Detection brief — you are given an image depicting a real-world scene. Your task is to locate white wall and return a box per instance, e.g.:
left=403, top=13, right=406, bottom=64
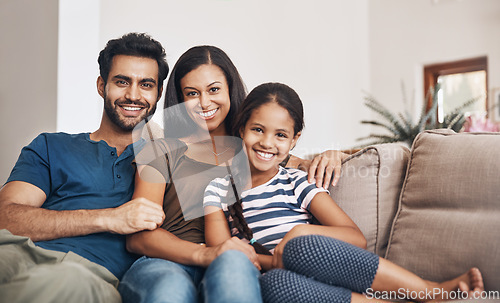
left=369, top=0, right=500, bottom=125
left=3, top=0, right=500, bottom=184
left=57, top=0, right=102, bottom=134
left=0, top=0, right=58, bottom=185
left=96, top=0, right=371, bottom=157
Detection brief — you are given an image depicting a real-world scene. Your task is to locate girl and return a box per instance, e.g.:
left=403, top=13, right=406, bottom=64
left=203, top=82, right=484, bottom=303
left=119, top=46, right=347, bottom=303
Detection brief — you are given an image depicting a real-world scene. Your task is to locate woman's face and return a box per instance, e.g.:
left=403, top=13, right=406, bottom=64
left=180, top=64, right=231, bottom=136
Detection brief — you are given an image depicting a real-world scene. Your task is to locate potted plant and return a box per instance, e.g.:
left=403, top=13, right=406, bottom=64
left=356, top=84, right=480, bottom=148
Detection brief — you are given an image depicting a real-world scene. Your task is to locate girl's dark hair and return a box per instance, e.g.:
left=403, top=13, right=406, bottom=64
left=163, top=45, right=246, bottom=137
left=227, top=175, right=272, bottom=256
left=229, top=82, right=305, bottom=256
left=98, top=32, right=169, bottom=95
left=232, top=82, right=304, bottom=137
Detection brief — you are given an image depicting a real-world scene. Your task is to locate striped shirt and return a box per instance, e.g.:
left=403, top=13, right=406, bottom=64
left=203, top=166, right=328, bottom=252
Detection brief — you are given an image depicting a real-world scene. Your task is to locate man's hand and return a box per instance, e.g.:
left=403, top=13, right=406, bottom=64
left=105, top=197, right=165, bottom=234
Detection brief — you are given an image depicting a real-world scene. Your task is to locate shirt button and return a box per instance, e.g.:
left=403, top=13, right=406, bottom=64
left=111, top=151, right=116, bottom=156
left=116, top=175, right=121, bottom=179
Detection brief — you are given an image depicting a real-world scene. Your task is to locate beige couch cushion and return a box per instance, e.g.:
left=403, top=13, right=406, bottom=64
left=330, top=143, right=409, bottom=256
left=385, top=129, right=500, bottom=291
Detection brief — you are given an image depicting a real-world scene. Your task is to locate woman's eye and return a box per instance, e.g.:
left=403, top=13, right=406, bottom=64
left=209, top=87, right=220, bottom=93
left=186, top=91, right=198, bottom=97
left=277, top=133, right=287, bottom=138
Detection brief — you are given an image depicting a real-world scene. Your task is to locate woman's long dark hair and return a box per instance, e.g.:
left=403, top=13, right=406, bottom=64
left=228, top=82, right=305, bottom=256
left=163, top=45, right=246, bottom=138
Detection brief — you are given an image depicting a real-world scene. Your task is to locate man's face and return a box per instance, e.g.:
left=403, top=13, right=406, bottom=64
left=98, top=55, right=161, bottom=131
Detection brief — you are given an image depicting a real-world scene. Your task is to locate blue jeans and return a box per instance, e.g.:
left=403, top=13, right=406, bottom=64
left=118, top=250, right=262, bottom=303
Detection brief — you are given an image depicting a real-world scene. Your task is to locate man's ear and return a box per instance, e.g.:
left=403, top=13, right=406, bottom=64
left=291, top=131, right=301, bottom=149
left=157, top=85, right=164, bottom=101
left=97, top=76, right=105, bottom=99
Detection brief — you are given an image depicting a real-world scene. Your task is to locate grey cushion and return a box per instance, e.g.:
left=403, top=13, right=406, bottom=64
left=330, top=143, right=409, bottom=256
left=385, top=129, right=500, bottom=291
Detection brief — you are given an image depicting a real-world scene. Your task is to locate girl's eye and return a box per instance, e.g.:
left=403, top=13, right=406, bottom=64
left=209, top=87, right=220, bottom=93
left=251, top=127, right=263, bottom=133
left=277, top=133, right=287, bottom=138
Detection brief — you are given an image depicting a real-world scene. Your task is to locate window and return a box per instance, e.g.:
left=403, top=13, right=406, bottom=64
left=424, top=56, right=488, bottom=122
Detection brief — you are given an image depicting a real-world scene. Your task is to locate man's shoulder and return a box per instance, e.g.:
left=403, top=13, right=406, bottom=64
left=33, top=132, right=89, bottom=143
left=25, top=132, right=89, bottom=151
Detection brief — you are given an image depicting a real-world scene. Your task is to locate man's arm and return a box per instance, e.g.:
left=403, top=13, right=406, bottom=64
left=0, top=181, right=164, bottom=242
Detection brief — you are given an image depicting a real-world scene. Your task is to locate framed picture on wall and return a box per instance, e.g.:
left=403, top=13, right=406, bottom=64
left=492, top=88, right=500, bottom=122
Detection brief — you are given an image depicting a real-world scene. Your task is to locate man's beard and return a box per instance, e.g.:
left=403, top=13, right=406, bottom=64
left=103, top=95, right=157, bottom=131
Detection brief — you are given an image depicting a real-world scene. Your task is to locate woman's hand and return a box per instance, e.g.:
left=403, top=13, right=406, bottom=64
left=289, top=150, right=347, bottom=189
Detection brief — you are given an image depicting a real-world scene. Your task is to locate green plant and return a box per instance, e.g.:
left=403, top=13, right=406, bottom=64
left=356, top=84, right=480, bottom=147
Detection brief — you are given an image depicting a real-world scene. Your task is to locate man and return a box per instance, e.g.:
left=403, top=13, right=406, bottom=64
left=0, top=33, right=169, bottom=302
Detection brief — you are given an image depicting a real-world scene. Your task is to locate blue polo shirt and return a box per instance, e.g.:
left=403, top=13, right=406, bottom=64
left=6, top=132, right=143, bottom=279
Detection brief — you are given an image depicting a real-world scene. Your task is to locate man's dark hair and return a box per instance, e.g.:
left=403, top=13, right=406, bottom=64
left=98, top=33, right=169, bottom=94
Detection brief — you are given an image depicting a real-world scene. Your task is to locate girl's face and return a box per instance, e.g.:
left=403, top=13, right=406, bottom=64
left=180, top=64, right=230, bottom=136
left=240, top=102, right=300, bottom=176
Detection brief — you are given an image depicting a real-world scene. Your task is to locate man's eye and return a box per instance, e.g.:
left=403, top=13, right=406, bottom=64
left=142, top=83, right=153, bottom=88
left=116, top=80, right=128, bottom=86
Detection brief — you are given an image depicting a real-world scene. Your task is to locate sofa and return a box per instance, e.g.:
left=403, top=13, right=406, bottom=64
left=328, top=129, right=499, bottom=295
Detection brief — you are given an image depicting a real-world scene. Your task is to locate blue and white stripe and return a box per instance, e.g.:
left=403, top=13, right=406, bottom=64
left=203, top=166, right=328, bottom=252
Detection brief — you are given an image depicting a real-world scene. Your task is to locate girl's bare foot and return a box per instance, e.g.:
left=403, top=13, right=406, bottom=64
left=433, top=267, right=484, bottom=301
left=457, top=267, right=484, bottom=295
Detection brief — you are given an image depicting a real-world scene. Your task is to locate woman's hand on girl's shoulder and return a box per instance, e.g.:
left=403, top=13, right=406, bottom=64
left=293, top=150, right=347, bottom=189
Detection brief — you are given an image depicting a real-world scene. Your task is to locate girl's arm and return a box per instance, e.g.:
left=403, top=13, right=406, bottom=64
left=128, top=166, right=259, bottom=268
left=204, top=206, right=231, bottom=246
left=287, top=150, right=348, bottom=189
left=272, top=192, right=366, bottom=268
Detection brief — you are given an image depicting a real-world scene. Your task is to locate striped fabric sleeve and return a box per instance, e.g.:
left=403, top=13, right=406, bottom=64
left=203, top=177, right=229, bottom=209
left=291, top=169, right=329, bottom=211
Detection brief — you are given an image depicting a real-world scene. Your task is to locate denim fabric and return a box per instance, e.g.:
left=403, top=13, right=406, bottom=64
left=119, top=250, right=262, bottom=303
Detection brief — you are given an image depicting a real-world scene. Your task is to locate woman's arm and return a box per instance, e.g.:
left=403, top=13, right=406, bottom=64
left=271, top=192, right=366, bottom=269
left=126, top=165, right=206, bottom=265
left=129, top=166, right=260, bottom=268
left=287, top=150, right=349, bottom=189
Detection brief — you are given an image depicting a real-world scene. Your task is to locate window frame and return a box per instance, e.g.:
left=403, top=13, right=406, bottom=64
left=423, top=56, right=488, bottom=115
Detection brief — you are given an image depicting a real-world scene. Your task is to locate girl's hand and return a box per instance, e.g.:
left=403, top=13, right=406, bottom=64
left=304, top=150, right=347, bottom=189
left=271, top=225, right=309, bottom=269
